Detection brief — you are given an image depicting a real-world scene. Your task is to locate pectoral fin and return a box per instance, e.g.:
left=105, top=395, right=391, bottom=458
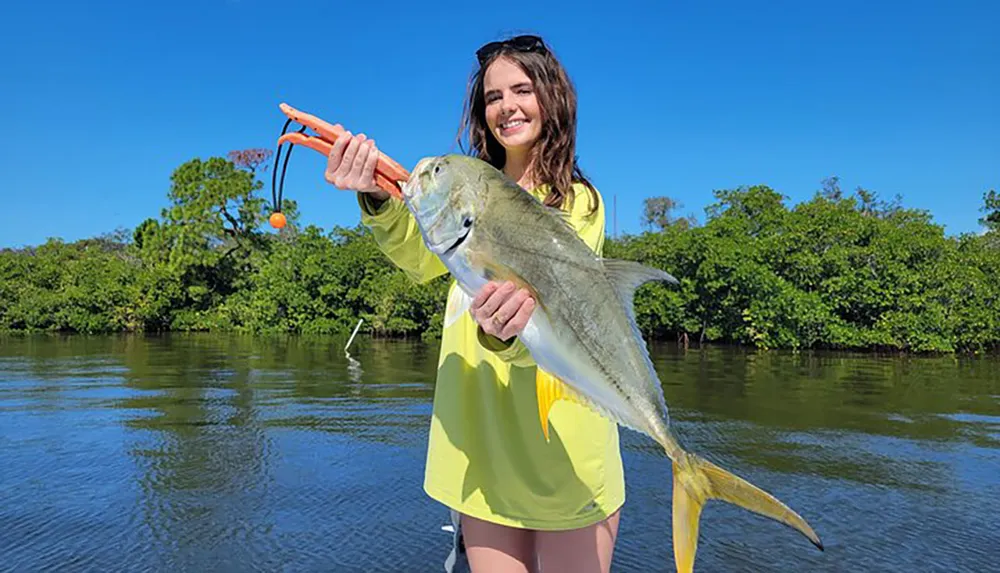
left=444, top=287, right=473, bottom=329
left=535, top=369, right=586, bottom=441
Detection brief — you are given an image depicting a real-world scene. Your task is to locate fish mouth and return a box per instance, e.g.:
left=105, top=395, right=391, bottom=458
left=400, top=157, right=434, bottom=201
left=399, top=175, right=417, bottom=203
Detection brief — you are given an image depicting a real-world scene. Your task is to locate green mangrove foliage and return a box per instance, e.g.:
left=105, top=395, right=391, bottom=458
left=1, top=153, right=997, bottom=353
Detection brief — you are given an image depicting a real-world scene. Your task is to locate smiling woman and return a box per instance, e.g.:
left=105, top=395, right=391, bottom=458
left=482, top=59, right=544, bottom=172
left=461, top=35, right=600, bottom=217
left=323, top=34, right=621, bottom=573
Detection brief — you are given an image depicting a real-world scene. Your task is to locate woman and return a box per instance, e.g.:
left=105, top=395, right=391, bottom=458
left=324, top=34, right=624, bottom=573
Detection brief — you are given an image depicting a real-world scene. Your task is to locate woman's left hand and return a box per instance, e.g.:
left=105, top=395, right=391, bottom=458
left=470, top=281, right=536, bottom=342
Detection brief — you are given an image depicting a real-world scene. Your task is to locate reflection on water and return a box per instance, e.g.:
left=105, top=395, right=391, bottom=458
left=0, top=334, right=997, bottom=572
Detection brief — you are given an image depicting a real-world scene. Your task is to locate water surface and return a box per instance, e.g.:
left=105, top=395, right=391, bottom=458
left=1, top=334, right=997, bottom=572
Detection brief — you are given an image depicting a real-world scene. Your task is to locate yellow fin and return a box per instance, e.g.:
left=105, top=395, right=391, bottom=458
left=671, top=451, right=823, bottom=572
left=535, top=368, right=586, bottom=441
left=671, top=459, right=707, bottom=572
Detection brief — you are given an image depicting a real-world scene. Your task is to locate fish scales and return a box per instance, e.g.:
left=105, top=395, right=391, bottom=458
left=473, top=173, right=668, bottom=436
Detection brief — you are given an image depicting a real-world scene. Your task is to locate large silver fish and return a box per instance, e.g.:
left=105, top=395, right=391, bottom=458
left=397, top=154, right=823, bottom=572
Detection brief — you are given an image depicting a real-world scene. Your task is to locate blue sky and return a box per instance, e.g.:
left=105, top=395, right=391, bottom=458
left=1, top=0, right=996, bottom=248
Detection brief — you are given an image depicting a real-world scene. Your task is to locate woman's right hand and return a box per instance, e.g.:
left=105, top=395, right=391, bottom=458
left=324, top=130, right=390, bottom=201
left=470, top=281, right=536, bottom=342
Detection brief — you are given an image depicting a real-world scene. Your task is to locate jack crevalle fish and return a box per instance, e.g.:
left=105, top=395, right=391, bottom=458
left=397, top=154, right=824, bottom=572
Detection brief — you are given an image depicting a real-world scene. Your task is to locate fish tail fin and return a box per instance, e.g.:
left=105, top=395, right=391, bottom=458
left=671, top=451, right=823, bottom=572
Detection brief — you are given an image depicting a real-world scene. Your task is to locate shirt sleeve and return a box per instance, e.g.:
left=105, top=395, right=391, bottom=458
left=478, top=182, right=607, bottom=365
left=357, top=193, right=449, bottom=284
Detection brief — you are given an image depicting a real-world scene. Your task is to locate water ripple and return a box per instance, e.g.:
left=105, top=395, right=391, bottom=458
left=0, top=336, right=997, bottom=572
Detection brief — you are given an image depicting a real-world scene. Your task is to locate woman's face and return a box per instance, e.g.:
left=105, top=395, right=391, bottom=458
left=483, top=56, right=543, bottom=155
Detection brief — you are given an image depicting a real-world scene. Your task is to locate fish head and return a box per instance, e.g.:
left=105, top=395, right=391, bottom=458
left=400, top=154, right=488, bottom=258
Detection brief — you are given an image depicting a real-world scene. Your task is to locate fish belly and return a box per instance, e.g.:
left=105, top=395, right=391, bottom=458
left=518, top=310, right=650, bottom=435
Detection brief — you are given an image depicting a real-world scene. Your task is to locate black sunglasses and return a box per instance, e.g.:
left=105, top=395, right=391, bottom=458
left=476, top=35, right=547, bottom=65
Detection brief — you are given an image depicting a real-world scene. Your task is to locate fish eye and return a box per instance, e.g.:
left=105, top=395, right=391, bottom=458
left=463, top=216, right=473, bottom=228
left=434, top=163, right=443, bottom=176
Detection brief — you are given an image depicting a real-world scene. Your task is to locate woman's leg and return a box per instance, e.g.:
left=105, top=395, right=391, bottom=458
left=533, top=509, right=621, bottom=573
left=461, top=514, right=537, bottom=573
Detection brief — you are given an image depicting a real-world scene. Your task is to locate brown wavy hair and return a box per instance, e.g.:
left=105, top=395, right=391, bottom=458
left=456, top=37, right=599, bottom=215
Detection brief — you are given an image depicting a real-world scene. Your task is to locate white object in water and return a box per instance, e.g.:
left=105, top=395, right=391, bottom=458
left=345, top=318, right=364, bottom=356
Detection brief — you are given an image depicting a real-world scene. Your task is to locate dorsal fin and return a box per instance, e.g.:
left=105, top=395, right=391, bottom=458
left=600, top=259, right=680, bottom=429
left=601, top=259, right=679, bottom=312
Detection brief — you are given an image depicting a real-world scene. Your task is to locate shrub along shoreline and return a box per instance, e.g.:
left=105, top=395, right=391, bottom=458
left=2, top=153, right=997, bottom=354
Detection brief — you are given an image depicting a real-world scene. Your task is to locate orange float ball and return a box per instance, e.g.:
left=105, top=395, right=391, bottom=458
left=269, top=212, right=287, bottom=229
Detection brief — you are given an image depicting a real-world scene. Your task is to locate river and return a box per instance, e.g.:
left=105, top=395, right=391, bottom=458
left=1, top=334, right=997, bottom=572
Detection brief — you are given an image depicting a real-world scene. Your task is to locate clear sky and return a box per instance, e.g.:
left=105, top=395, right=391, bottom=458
left=1, top=0, right=996, bottom=248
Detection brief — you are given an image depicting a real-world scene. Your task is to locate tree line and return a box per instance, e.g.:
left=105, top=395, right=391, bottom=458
left=2, top=150, right=998, bottom=354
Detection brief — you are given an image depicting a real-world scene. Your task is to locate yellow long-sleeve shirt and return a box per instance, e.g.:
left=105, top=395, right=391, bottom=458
left=357, top=181, right=625, bottom=531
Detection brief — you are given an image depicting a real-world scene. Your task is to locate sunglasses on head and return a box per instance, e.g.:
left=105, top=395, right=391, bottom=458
left=476, top=34, right=547, bottom=65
